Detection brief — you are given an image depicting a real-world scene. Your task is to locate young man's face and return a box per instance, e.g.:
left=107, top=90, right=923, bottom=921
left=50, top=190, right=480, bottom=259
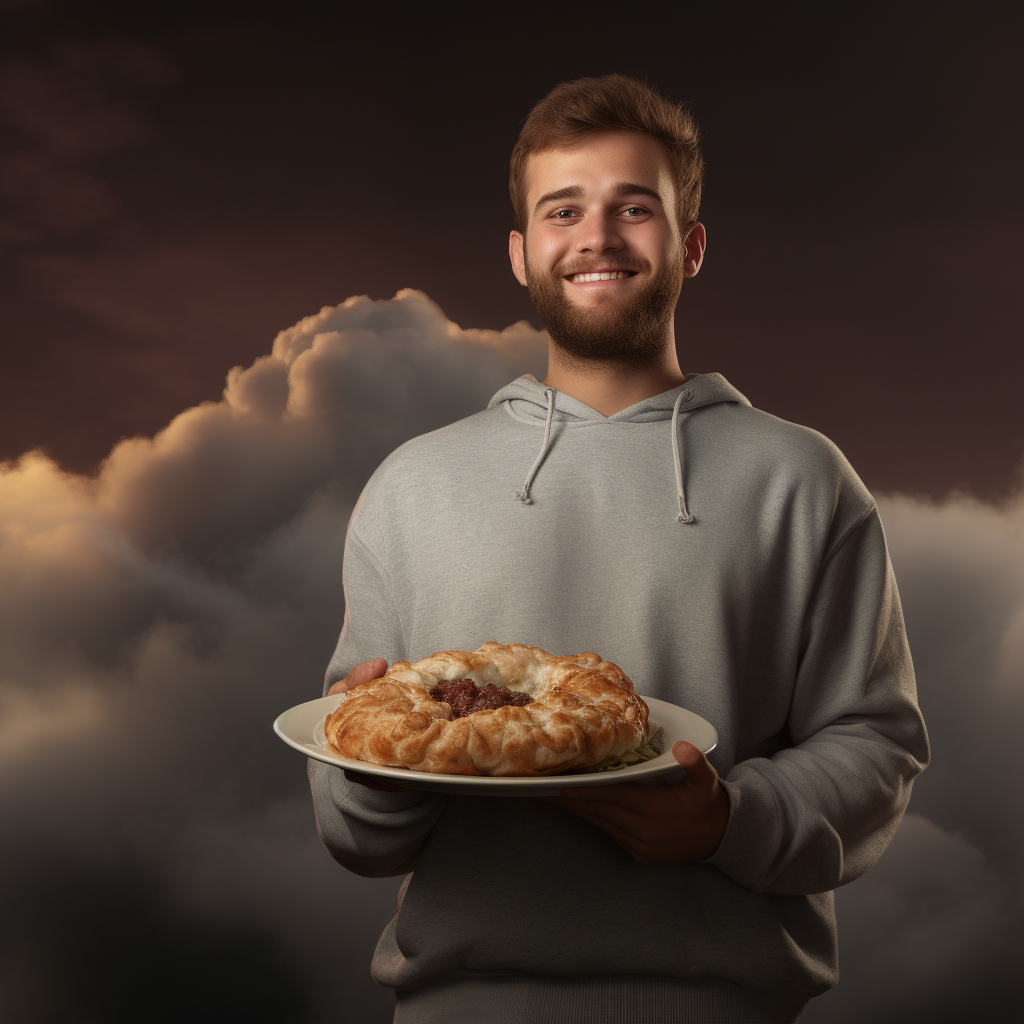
left=509, top=129, right=695, bottom=367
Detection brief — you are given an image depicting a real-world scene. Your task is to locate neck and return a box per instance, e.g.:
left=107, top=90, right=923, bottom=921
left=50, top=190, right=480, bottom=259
left=541, top=335, right=690, bottom=418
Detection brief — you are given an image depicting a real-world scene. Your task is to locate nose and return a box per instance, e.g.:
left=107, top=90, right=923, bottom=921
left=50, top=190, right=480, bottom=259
left=575, top=212, right=625, bottom=255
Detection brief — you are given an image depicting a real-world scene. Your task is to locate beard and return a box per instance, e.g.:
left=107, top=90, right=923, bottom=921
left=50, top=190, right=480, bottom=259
left=524, top=247, right=685, bottom=369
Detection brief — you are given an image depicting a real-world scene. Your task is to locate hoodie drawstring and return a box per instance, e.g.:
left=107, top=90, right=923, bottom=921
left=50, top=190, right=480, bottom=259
left=671, top=388, right=695, bottom=523
left=516, top=387, right=555, bottom=504
left=515, top=384, right=695, bottom=522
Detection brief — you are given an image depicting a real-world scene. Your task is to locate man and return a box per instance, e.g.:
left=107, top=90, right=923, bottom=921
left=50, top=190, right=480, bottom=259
left=308, top=74, right=929, bottom=1023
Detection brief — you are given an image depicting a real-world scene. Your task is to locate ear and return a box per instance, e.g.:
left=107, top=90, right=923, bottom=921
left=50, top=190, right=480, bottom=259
left=509, top=230, right=528, bottom=287
left=682, top=223, right=707, bottom=279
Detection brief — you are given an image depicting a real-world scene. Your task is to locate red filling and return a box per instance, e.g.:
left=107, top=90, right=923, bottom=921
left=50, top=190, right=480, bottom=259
left=429, top=677, right=533, bottom=718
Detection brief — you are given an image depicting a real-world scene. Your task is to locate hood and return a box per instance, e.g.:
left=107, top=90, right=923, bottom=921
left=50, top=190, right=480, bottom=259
left=487, top=373, right=751, bottom=522
left=487, top=372, right=749, bottom=422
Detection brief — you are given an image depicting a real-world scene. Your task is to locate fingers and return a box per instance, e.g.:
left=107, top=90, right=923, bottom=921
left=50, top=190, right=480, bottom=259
left=553, top=801, right=645, bottom=853
left=552, top=780, right=669, bottom=813
left=543, top=745, right=727, bottom=864
left=328, top=657, right=389, bottom=695
left=544, top=797, right=654, bottom=860
left=544, top=793, right=651, bottom=833
left=328, top=662, right=398, bottom=791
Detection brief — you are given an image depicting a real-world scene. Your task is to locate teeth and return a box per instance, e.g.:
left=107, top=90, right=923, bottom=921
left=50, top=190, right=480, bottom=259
left=571, top=271, right=631, bottom=283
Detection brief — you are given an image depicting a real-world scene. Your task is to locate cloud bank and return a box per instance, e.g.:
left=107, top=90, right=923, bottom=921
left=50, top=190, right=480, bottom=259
left=802, top=490, right=1024, bottom=1023
left=0, top=290, right=545, bottom=1023
left=1, top=289, right=1020, bottom=1021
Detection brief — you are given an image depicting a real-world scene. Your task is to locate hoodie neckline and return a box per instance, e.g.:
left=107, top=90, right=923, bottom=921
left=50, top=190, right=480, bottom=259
left=489, top=373, right=752, bottom=522
left=488, top=373, right=750, bottom=424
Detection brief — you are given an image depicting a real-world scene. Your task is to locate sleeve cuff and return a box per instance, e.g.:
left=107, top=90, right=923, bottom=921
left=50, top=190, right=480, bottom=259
left=701, top=764, right=782, bottom=892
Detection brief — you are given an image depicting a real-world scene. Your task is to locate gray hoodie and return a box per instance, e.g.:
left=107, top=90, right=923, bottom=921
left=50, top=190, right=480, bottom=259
left=308, top=373, right=929, bottom=1020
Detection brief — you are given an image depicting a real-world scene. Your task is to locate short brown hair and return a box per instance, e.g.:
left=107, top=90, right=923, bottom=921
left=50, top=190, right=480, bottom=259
left=509, top=74, right=703, bottom=237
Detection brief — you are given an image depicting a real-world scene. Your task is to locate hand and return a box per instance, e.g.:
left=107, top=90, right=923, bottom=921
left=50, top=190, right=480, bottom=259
left=328, top=657, right=405, bottom=793
left=541, top=741, right=730, bottom=863
left=328, top=657, right=388, bottom=695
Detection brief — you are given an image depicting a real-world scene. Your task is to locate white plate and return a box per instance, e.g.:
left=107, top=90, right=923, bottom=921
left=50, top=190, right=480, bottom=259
left=274, top=694, right=717, bottom=796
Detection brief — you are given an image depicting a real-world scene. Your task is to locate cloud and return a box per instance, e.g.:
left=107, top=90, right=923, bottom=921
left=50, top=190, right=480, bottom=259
left=803, top=814, right=1021, bottom=1023
left=802, top=490, right=1024, bottom=1022
left=0, top=289, right=544, bottom=1023
left=1, top=288, right=1020, bottom=1020
left=875, top=491, right=1024, bottom=867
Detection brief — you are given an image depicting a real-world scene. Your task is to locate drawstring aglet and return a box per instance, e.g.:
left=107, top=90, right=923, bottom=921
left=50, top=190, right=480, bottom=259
left=515, top=387, right=555, bottom=507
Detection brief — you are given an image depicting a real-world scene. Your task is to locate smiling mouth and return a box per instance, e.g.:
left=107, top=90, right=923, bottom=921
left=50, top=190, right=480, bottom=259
left=566, top=270, right=638, bottom=283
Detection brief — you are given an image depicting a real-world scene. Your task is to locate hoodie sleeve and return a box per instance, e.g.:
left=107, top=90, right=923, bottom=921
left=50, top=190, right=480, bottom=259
left=705, top=504, right=930, bottom=895
left=307, top=523, right=447, bottom=879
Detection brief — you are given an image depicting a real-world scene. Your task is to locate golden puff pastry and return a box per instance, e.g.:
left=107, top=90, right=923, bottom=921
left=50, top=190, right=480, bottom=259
left=324, top=641, right=649, bottom=776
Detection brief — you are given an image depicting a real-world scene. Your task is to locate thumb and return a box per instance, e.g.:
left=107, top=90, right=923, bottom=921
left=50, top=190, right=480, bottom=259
left=672, top=740, right=716, bottom=782
left=328, top=657, right=388, bottom=695
left=360, top=657, right=388, bottom=681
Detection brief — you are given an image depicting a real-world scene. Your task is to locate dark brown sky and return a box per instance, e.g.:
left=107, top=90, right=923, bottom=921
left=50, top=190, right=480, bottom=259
left=1, top=10, right=1022, bottom=1022
left=1, top=4, right=1021, bottom=499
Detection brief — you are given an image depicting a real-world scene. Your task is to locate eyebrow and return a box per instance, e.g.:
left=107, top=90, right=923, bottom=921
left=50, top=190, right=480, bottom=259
left=533, top=181, right=663, bottom=216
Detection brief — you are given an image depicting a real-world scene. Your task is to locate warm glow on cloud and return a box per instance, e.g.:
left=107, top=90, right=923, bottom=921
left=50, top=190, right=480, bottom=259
left=0, top=289, right=546, bottom=1020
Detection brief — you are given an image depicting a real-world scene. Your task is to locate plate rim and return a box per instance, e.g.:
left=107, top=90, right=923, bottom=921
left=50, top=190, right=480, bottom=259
left=274, top=694, right=717, bottom=791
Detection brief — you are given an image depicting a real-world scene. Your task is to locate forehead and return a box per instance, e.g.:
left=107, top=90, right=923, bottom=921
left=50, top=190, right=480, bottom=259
left=524, top=130, right=676, bottom=212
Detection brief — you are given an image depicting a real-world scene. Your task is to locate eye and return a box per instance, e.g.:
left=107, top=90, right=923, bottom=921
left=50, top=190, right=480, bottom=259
left=551, top=208, right=578, bottom=220
left=622, top=206, right=649, bottom=218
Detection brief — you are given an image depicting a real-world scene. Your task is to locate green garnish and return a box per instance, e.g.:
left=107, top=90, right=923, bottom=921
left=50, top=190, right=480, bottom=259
left=562, top=727, right=662, bottom=774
